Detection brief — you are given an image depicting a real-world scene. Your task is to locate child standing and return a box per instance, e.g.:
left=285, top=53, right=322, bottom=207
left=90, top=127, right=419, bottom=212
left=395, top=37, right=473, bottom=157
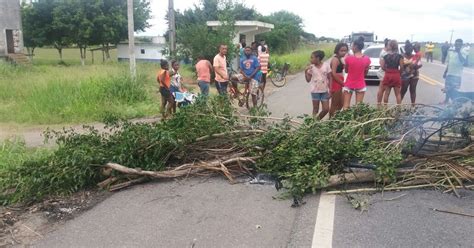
left=305, top=50, right=332, bottom=119
left=157, top=60, right=174, bottom=119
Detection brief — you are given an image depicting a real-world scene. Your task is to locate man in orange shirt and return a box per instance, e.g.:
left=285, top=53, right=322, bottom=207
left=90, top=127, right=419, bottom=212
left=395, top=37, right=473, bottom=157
left=213, top=44, right=229, bottom=95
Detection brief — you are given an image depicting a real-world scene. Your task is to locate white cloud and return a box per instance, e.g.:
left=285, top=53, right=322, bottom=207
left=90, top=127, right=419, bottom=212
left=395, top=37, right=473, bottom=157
left=146, top=0, right=473, bottom=43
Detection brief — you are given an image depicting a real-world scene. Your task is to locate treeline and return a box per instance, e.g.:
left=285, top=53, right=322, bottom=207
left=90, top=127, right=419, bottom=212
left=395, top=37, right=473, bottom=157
left=22, top=0, right=151, bottom=65
left=172, top=0, right=322, bottom=61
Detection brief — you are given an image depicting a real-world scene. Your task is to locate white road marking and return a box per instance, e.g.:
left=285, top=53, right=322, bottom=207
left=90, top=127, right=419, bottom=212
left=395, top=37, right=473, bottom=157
left=312, top=193, right=336, bottom=248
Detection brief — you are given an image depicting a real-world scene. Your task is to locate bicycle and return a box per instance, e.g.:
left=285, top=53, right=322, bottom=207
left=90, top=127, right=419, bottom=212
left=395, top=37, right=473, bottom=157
left=229, top=68, right=264, bottom=109
left=268, top=62, right=290, bottom=87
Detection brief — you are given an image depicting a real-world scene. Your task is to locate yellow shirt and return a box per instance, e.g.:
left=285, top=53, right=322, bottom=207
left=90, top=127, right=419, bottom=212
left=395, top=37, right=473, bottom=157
left=425, top=44, right=435, bottom=52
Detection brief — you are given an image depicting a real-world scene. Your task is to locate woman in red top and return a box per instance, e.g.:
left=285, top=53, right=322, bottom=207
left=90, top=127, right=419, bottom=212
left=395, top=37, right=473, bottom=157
left=329, top=43, right=348, bottom=117
left=157, top=59, right=174, bottom=118
left=380, top=40, right=404, bottom=105
left=343, top=37, right=371, bottom=109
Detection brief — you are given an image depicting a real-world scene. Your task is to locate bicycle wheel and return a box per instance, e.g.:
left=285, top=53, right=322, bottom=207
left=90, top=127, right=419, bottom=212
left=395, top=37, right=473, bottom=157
left=270, top=72, right=286, bottom=87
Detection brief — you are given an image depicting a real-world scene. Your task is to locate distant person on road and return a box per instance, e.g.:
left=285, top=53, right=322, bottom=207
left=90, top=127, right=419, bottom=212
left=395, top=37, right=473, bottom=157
left=329, top=42, right=349, bottom=117
left=380, top=40, right=404, bottom=105
left=462, top=43, right=470, bottom=67
left=258, top=46, right=270, bottom=91
left=343, top=37, right=371, bottom=109
left=401, top=42, right=423, bottom=106
left=213, top=44, right=229, bottom=95
left=157, top=59, right=174, bottom=118
left=240, top=46, right=262, bottom=107
left=195, top=55, right=213, bottom=96
left=443, top=39, right=467, bottom=104
left=425, top=41, right=434, bottom=63
left=305, top=50, right=332, bottom=119
left=441, top=41, right=450, bottom=64
left=377, top=38, right=390, bottom=106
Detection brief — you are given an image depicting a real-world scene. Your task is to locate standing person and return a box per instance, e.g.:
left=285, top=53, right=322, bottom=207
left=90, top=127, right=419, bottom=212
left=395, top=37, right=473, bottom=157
left=329, top=42, right=348, bottom=117
left=443, top=39, right=467, bottom=104
left=157, top=60, right=174, bottom=119
left=425, top=41, right=434, bottom=63
left=213, top=44, right=229, bottom=95
left=258, top=46, right=270, bottom=91
left=251, top=42, right=258, bottom=57
left=343, top=37, right=371, bottom=109
left=258, top=39, right=269, bottom=56
left=462, top=43, right=470, bottom=66
left=239, top=42, right=246, bottom=60
left=401, top=42, right=423, bottom=106
left=240, top=46, right=261, bottom=107
left=305, top=50, right=332, bottom=119
left=377, top=38, right=390, bottom=106
left=195, top=55, right=213, bottom=96
left=441, top=41, right=450, bottom=64
left=381, top=40, right=404, bottom=105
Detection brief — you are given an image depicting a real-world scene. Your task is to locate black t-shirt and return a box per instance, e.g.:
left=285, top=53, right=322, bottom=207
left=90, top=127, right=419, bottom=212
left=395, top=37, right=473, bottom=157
left=383, top=53, right=403, bottom=69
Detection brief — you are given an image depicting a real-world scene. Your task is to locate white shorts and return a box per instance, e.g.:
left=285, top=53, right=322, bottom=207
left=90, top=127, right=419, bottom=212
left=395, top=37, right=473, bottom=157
left=343, top=86, right=367, bottom=93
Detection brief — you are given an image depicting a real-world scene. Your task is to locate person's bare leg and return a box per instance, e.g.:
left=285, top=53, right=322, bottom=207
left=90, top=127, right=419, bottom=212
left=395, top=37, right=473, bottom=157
left=355, top=91, right=365, bottom=105
left=343, top=91, right=352, bottom=110
left=377, top=83, right=384, bottom=106
left=319, top=100, right=330, bottom=120
left=383, top=86, right=391, bottom=104
left=409, top=79, right=418, bottom=106
left=329, top=90, right=342, bottom=117
left=312, top=100, right=320, bottom=117
left=394, top=87, right=402, bottom=104
left=252, top=94, right=257, bottom=107
left=161, top=95, right=167, bottom=119
left=401, top=80, right=409, bottom=100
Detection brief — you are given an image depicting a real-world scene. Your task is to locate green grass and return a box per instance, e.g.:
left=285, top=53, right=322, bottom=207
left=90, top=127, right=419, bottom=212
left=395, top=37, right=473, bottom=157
left=0, top=139, right=49, bottom=170
left=271, top=43, right=336, bottom=73
left=0, top=62, right=160, bottom=124
left=31, top=47, right=118, bottom=66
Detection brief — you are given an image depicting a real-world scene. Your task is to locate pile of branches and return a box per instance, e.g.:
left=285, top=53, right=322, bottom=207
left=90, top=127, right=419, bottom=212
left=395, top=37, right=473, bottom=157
left=0, top=96, right=472, bottom=206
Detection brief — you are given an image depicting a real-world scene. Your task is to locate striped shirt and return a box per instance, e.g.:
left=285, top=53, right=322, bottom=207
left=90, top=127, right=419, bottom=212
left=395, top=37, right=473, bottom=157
left=258, top=53, right=270, bottom=74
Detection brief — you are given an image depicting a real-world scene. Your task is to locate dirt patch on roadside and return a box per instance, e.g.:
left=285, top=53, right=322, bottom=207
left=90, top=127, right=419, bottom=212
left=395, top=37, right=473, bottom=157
left=0, top=190, right=111, bottom=247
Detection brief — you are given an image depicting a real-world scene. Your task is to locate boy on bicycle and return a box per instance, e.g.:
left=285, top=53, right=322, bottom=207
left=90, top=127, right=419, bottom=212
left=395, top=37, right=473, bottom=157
left=239, top=46, right=262, bottom=107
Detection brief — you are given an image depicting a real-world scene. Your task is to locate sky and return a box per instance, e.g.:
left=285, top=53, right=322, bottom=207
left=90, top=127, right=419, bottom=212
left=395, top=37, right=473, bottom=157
left=145, top=0, right=474, bottom=43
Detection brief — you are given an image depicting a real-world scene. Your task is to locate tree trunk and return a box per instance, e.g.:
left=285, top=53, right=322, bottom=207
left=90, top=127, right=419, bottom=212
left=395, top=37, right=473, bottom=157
left=105, top=44, right=111, bottom=60
left=58, top=48, right=63, bottom=62
left=79, top=46, right=86, bottom=66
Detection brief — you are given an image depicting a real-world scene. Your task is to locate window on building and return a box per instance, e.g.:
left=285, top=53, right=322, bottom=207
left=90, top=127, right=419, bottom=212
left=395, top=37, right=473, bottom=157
left=141, top=49, right=145, bottom=54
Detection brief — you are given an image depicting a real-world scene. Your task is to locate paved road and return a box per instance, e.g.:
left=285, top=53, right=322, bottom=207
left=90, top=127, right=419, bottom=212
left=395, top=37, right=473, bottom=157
left=33, top=61, right=474, bottom=248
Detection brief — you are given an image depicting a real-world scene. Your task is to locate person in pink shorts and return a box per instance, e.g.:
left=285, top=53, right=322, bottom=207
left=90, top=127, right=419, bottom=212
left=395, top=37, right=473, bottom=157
left=343, top=37, right=371, bottom=109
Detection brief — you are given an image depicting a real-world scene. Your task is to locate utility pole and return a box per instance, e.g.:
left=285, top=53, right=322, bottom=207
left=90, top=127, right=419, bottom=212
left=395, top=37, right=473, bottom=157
left=168, top=0, right=176, bottom=56
left=127, top=0, right=136, bottom=80
left=410, top=34, right=414, bottom=42
left=449, top=29, right=454, bottom=45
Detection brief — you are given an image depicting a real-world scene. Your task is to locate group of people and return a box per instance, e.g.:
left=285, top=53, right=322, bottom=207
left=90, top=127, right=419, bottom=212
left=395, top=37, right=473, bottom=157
left=157, top=36, right=469, bottom=120
left=305, top=37, right=469, bottom=120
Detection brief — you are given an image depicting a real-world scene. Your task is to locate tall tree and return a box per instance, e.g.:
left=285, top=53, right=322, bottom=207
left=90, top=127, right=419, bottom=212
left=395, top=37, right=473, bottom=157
left=257, top=11, right=304, bottom=53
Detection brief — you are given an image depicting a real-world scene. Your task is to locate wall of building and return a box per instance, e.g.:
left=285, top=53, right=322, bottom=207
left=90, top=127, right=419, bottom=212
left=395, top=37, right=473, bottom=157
left=117, top=43, right=164, bottom=61
left=0, top=0, right=23, bottom=56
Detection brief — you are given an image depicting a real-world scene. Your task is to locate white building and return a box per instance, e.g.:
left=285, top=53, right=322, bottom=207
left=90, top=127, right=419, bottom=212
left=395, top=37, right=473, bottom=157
left=206, top=20, right=274, bottom=44
left=0, top=0, right=23, bottom=57
left=117, top=36, right=165, bottom=62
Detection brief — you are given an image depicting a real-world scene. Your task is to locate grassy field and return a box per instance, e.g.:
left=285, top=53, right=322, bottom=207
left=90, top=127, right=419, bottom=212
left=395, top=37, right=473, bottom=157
left=271, top=43, right=336, bottom=73
left=1, top=44, right=333, bottom=126
left=0, top=61, right=162, bottom=124
left=31, top=47, right=118, bottom=65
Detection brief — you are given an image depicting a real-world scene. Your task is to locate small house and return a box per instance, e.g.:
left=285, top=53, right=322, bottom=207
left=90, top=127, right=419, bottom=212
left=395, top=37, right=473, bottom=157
left=0, top=0, right=24, bottom=59
left=117, top=36, right=165, bottom=62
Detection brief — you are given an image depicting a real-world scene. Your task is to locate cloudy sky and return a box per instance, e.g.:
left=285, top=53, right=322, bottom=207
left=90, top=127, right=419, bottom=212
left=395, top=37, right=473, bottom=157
left=146, top=0, right=473, bottom=43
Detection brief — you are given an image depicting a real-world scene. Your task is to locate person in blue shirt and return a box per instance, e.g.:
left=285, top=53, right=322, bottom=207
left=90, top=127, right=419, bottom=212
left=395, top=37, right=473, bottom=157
left=240, top=46, right=261, bottom=107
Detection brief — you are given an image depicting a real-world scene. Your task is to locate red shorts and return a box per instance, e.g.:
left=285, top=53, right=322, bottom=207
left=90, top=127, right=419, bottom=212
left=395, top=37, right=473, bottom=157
left=330, top=74, right=344, bottom=93
left=382, top=69, right=401, bottom=88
